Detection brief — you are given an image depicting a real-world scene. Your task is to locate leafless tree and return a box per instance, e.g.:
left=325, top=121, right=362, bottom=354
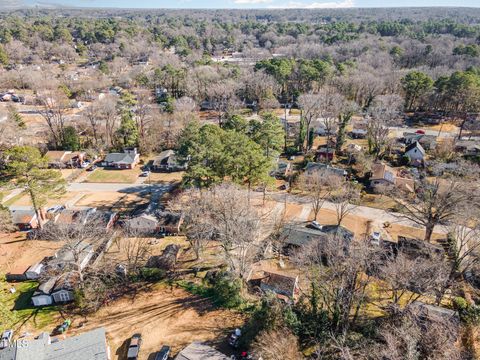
left=297, top=169, right=342, bottom=221
left=181, top=183, right=262, bottom=281
left=39, top=214, right=117, bottom=282
left=330, top=182, right=360, bottom=227
left=251, top=327, right=304, bottom=360
left=120, top=227, right=152, bottom=273
left=37, top=90, right=71, bottom=148
left=366, top=94, right=403, bottom=159
left=296, top=236, right=375, bottom=337
left=392, top=177, right=473, bottom=242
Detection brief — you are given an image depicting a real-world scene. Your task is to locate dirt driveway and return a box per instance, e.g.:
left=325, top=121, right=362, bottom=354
left=73, top=285, right=244, bottom=360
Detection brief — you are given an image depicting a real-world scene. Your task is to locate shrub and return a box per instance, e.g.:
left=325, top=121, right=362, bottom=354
left=211, top=272, right=243, bottom=308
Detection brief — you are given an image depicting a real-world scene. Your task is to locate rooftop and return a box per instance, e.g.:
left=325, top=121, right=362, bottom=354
left=0, top=328, right=109, bottom=360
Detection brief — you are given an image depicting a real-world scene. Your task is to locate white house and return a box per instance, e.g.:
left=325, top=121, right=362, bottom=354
left=405, top=141, right=425, bottom=166
left=31, top=277, right=57, bottom=307
left=25, top=262, right=44, bottom=280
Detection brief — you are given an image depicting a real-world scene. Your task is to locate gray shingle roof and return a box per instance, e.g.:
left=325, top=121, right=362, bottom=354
left=0, top=328, right=109, bottom=360
left=174, top=342, right=229, bottom=360
left=104, top=152, right=136, bottom=164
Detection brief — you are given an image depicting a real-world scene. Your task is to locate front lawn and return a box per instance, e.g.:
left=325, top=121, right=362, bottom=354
left=85, top=168, right=140, bottom=183
left=0, top=279, right=59, bottom=333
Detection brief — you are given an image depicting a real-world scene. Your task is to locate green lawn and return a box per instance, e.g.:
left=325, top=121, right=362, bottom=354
left=0, top=279, right=59, bottom=333
left=85, top=168, right=140, bottom=183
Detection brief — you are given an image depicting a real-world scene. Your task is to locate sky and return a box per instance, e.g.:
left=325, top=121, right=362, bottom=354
left=3, top=0, right=479, bottom=9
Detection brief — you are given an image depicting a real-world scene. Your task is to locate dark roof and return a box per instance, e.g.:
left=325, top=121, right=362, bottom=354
left=282, top=225, right=353, bottom=247
left=405, top=141, right=426, bottom=155
left=260, top=271, right=298, bottom=297
left=157, top=211, right=182, bottom=227
left=33, top=276, right=58, bottom=297
left=282, top=226, right=325, bottom=247
left=153, top=150, right=175, bottom=167
left=104, top=152, right=137, bottom=164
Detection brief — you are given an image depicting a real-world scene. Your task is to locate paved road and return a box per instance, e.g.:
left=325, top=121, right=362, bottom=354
left=388, top=126, right=456, bottom=139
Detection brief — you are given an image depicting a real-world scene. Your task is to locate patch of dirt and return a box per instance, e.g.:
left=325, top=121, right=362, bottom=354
left=0, top=233, right=63, bottom=273
left=70, top=285, right=244, bottom=360
left=74, top=192, right=148, bottom=212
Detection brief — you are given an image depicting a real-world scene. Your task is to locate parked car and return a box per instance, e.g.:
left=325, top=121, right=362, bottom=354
left=0, top=329, right=13, bottom=349
left=309, top=221, right=323, bottom=231
left=228, top=328, right=241, bottom=348
left=140, top=170, right=150, bottom=177
left=154, top=345, right=171, bottom=360
left=127, top=333, right=142, bottom=359
left=86, top=165, right=97, bottom=172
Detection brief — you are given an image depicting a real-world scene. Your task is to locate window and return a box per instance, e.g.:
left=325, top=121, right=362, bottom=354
left=58, top=291, right=70, bottom=302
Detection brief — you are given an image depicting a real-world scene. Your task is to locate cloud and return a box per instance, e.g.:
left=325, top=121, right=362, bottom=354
left=269, top=0, right=354, bottom=8
left=234, top=0, right=273, bottom=3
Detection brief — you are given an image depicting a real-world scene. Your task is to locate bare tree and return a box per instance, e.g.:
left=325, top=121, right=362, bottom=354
left=251, top=327, right=303, bottom=360
left=330, top=182, right=360, bottom=227
left=392, top=177, right=472, bottom=242
left=37, top=90, right=71, bottom=148
left=366, top=94, right=403, bottom=159
left=297, top=169, right=342, bottom=221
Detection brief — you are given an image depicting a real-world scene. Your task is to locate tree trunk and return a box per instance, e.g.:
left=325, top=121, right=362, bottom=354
left=424, top=222, right=435, bottom=242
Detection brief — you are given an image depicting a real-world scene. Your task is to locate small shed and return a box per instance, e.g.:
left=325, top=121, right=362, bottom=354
left=260, top=271, right=299, bottom=302
left=32, top=277, right=57, bottom=307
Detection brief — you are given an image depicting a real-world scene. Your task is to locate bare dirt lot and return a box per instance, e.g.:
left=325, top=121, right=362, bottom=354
left=74, top=192, right=148, bottom=212
left=0, top=232, right=63, bottom=274
left=71, top=284, right=244, bottom=360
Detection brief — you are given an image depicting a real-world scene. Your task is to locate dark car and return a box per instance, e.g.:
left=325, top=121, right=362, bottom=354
left=127, top=333, right=142, bottom=359
left=154, top=345, right=171, bottom=360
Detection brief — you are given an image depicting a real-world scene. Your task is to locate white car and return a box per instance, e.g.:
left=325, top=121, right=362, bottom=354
left=310, top=221, right=323, bottom=231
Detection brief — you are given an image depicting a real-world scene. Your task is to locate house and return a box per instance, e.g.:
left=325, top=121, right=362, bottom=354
left=351, top=121, right=368, bottom=138
left=316, top=147, right=335, bottom=162
left=103, top=148, right=140, bottom=169
left=397, top=236, right=444, bottom=260
left=46, top=241, right=94, bottom=272
left=124, top=213, right=160, bottom=234
left=10, top=209, right=42, bottom=231
left=51, top=271, right=80, bottom=303
left=270, top=160, right=291, bottom=178
left=174, top=342, right=229, bottom=360
left=305, top=162, right=347, bottom=177
left=370, top=162, right=415, bottom=193
left=403, top=133, right=437, bottom=150
left=259, top=271, right=299, bottom=302
left=404, top=141, right=425, bottom=166
left=25, top=262, right=44, bottom=280
left=152, top=150, right=187, bottom=172
left=31, top=277, right=57, bottom=306
left=409, top=301, right=459, bottom=324
left=157, top=211, right=184, bottom=234
left=125, top=210, right=183, bottom=235
left=45, top=151, right=86, bottom=168
left=0, top=327, right=110, bottom=360
left=54, top=208, right=96, bottom=226
left=282, top=225, right=354, bottom=250
left=455, top=140, right=480, bottom=156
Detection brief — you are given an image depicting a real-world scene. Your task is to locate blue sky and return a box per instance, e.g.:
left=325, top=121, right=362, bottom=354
left=12, top=0, right=480, bottom=9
